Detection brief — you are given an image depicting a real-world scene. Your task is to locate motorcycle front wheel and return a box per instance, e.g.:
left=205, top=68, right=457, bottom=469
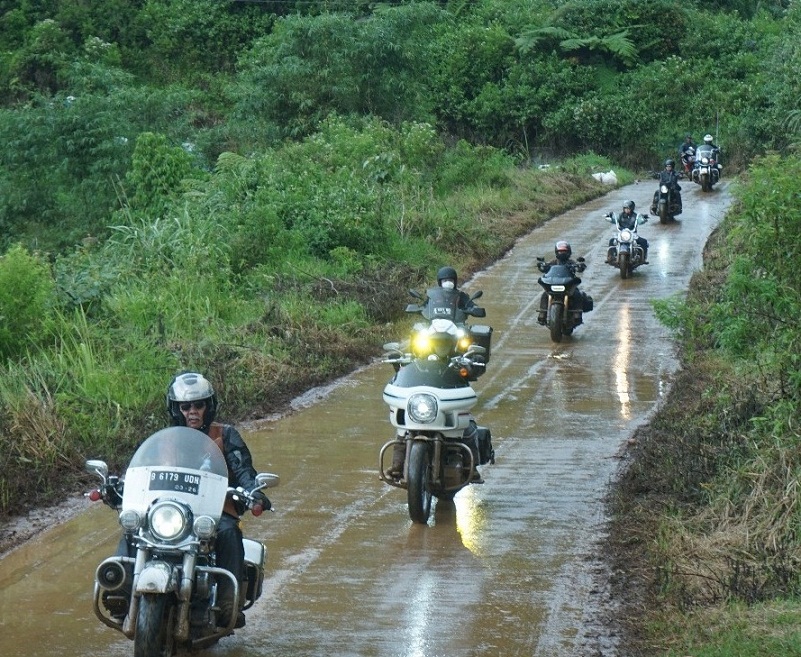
left=548, top=302, right=564, bottom=343
left=407, top=440, right=433, bottom=524
left=619, top=252, right=630, bottom=279
left=134, top=593, right=176, bottom=657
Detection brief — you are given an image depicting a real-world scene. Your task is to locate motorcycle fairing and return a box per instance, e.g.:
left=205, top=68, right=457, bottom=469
left=122, top=428, right=229, bottom=521
left=538, top=263, right=580, bottom=290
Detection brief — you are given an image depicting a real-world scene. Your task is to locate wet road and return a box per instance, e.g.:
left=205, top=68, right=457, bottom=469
left=0, top=180, right=733, bottom=657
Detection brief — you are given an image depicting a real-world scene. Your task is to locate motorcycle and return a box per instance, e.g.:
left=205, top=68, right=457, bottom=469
left=691, top=144, right=722, bottom=191
left=652, top=172, right=683, bottom=224
left=605, top=212, right=649, bottom=279
left=680, top=146, right=695, bottom=174
left=402, top=286, right=492, bottom=380
left=86, top=426, right=279, bottom=655
left=536, top=256, right=590, bottom=343
left=379, top=331, right=494, bottom=524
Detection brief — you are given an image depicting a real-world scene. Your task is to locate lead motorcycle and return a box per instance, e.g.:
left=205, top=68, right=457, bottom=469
left=379, top=323, right=494, bottom=524
left=86, top=426, right=279, bottom=656
left=536, top=256, right=591, bottom=343
left=691, top=144, right=722, bottom=191
left=604, top=211, right=649, bottom=279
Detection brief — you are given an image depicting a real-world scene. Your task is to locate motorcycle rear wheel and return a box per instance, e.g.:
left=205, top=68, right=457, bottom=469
left=134, top=593, right=176, bottom=657
left=619, top=252, right=630, bottom=279
left=548, top=303, right=564, bottom=343
left=407, top=441, right=433, bottom=524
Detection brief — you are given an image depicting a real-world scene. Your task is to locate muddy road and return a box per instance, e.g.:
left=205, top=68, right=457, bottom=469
left=0, top=180, right=733, bottom=657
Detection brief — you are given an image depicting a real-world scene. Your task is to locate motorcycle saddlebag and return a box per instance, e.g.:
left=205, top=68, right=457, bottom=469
left=469, top=325, right=493, bottom=363
left=582, top=294, right=594, bottom=312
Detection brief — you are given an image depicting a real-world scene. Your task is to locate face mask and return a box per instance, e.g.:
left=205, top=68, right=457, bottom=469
left=441, top=280, right=455, bottom=290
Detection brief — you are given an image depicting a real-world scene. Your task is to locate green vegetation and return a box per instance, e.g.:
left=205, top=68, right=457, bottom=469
left=1, top=1, right=801, bottom=653
left=611, top=153, right=801, bottom=655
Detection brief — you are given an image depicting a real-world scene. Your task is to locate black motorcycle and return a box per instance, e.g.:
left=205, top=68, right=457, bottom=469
left=536, top=257, right=591, bottom=343
left=652, top=172, right=683, bottom=224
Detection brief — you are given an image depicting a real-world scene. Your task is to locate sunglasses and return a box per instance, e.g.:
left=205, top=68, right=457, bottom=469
left=179, top=400, right=207, bottom=412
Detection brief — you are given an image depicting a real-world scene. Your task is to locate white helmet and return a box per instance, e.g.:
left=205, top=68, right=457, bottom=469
left=704, top=134, right=714, bottom=144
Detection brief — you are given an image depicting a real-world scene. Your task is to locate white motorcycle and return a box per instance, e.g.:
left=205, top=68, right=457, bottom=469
left=379, top=319, right=494, bottom=524
left=86, top=426, right=279, bottom=656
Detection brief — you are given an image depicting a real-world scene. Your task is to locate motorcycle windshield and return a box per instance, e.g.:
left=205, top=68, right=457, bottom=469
left=121, top=427, right=230, bottom=520
left=696, top=145, right=715, bottom=160
left=540, top=263, right=578, bottom=287
left=391, top=359, right=472, bottom=390
left=420, top=287, right=468, bottom=324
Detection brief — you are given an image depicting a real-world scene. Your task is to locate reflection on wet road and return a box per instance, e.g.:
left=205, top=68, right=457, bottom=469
left=0, top=182, right=733, bottom=657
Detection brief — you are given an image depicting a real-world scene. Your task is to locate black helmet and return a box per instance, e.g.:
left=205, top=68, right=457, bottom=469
left=167, top=372, right=217, bottom=432
left=436, top=266, right=457, bottom=287
left=664, top=158, right=675, bottom=168
left=554, top=240, right=572, bottom=262
left=623, top=200, right=635, bottom=211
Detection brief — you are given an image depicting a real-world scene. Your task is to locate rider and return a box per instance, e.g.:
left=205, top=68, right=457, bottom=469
left=536, top=240, right=592, bottom=325
left=106, top=372, right=270, bottom=629
left=679, top=134, right=696, bottom=172
left=166, top=371, right=270, bottom=629
left=606, top=200, right=649, bottom=264
left=701, top=133, right=720, bottom=154
left=650, top=158, right=682, bottom=216
left=433, top=266, right=477, bottom=313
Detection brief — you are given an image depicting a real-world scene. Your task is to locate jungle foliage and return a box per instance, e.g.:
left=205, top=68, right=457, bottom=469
left=1, top=2, right=801, bottom=653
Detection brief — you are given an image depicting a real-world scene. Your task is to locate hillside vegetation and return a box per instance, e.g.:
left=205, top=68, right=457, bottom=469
left=1, top=2, right=801, bottom=654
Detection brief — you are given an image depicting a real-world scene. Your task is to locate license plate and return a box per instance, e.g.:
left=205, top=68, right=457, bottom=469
left=149, top=470, right=201, bottom=495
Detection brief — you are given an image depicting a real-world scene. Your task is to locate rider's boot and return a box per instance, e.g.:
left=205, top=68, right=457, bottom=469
left=218, top=581, right=246, bottom=629
left=642, top=249, right=649, bottom=264
left=387, top=442, right=405, bottom=478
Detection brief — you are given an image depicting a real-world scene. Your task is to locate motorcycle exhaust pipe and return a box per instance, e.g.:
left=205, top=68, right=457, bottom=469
left=96, top=558, right=129, bottom=591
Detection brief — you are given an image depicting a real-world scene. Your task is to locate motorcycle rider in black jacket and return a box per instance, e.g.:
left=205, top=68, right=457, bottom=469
left=536, top=241, right=592, bottom=325
left=606, top=200, right=649, bottom=264
left=650, top=159, right=683, bottom=215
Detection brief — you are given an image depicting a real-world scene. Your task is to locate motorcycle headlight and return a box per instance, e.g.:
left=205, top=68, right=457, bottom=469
left=408, top=393, right=438, bottom=423
left=701, top=157, right=709, bottom=164
left=119, top=509, right=143, bottom=532
left=411, top=331, right=432, bottom=358
left=149, top=501, right=190, bottom=542
left=660, top=184, right=669, bottom=193
left=620, top=229, right=632, bottom=242
left=456, top=329, right=472, bottom=353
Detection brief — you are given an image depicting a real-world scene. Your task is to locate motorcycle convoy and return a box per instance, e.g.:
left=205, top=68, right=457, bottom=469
left=82, top=135, right=718, bottom=655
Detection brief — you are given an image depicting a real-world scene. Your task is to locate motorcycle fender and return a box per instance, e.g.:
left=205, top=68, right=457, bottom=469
left=135, top=562, right=176, bottom=594
left=619, top=243, right=631, bottom=253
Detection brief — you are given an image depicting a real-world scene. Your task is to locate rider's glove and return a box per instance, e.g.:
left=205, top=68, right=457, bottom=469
left=252, top=490, right=272, bottom=511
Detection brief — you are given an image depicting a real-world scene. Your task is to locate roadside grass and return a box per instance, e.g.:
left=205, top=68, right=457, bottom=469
left=655, top=600, right=801, bottom=657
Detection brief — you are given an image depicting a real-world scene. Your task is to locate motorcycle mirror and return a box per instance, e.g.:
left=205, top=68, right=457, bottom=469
left=470, top=290, right=483, bottom=300
left=405, top=303, right=423, bottom=313
left=255, top=473, right=280, bottom=489
left=536, top=256, right=545, bottom=262
left=383, top=342, right=401, bottom=352
left=85, top=459, right=108, bottom=479
left=577, top=256, right=586, bottom=263
left=408, top=289, right=423, bottom=300
left=469, top=307, right=487, bottom=318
